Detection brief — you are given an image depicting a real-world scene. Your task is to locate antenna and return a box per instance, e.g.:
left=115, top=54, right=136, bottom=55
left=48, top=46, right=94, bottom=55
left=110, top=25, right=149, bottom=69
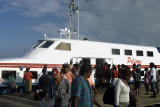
left=44, top=34, right=48, bottom=39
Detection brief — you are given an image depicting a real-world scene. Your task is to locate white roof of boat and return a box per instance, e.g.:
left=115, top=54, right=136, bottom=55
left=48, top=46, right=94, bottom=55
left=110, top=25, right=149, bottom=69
left=41, top=38, right=155, bottom=48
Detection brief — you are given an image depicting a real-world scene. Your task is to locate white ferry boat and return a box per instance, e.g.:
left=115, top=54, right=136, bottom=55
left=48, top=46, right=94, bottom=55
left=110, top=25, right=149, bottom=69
left=0, top=0, right=160, bottom=88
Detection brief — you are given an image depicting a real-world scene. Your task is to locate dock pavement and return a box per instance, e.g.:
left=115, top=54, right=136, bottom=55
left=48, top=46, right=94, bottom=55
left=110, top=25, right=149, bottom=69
left=0, top=82, right=160, bottom=107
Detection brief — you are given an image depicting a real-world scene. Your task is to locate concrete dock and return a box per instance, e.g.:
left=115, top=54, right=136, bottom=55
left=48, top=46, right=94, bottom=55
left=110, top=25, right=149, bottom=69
left=0, top=82, right=160, bottom=107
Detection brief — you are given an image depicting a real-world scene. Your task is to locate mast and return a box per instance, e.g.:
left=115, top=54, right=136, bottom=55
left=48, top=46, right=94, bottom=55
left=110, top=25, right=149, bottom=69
left=69, top=0, right=79, bottom=39
left=58, top=0, right=79, bottom=39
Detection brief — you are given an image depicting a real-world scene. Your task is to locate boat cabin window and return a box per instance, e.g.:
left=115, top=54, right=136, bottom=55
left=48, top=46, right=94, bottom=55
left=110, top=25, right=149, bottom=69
left=30, top=71, right=38, bottom=79
left=136, top=50, right=143, bottom=56
left=55, top=42, right=71, bottom=51
left=125, top=49, right=132, bottom=55
left=40, top=41, right=54, bottom=48
left=32, top=40, right=44, bottom=48
left=112, top=49, right=120, bottom=55
left=2, top=71, right=16, bottom=79
left=147, top=51, right=154, bottom=57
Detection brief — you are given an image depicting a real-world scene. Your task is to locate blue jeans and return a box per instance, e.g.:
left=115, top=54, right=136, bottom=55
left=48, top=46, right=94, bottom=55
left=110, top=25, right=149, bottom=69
left=150, top=82, right=156, bottom=92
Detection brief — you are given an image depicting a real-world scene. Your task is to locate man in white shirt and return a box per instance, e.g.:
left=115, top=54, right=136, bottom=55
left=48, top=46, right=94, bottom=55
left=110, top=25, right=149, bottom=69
left=150, top=62, right=157, bottom=98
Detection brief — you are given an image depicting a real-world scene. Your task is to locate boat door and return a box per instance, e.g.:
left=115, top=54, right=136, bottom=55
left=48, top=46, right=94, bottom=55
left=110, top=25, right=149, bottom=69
left=96, top=58, right=105, bottom=66
left=96, top=58, right=113, bottom=66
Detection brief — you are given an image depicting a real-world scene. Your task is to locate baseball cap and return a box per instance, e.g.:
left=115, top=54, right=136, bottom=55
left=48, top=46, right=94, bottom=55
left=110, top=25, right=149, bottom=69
left=52, top=67, right=61, bottom=78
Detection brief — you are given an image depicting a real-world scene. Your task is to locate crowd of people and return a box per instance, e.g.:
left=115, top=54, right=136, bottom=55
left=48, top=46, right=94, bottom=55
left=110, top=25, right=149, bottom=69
left=38, top=61, right=101, bottom=107
left=1, top=60, right=159, bottom=107
left=37, top=61, right=134, bottom=107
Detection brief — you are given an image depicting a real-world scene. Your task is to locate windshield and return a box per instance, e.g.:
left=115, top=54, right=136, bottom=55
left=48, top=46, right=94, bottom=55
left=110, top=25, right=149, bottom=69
left=32, top=40, right=44, bottom=48
left=40, top=41, right=54, bottom=48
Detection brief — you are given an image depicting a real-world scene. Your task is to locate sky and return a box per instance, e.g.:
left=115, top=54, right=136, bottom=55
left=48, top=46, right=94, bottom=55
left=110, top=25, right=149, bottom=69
left=0, top=0, right=160, bottom=58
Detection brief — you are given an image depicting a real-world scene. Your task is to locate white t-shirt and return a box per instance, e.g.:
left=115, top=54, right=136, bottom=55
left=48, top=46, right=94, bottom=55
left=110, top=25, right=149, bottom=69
left=150, top=67, right=157, bottom=82
left=114, top=79, right=130, bottom=105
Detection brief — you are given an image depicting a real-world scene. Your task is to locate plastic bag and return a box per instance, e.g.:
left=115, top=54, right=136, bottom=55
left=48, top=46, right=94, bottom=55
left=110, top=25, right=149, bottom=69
left=40, top=96, right=55, bottom=107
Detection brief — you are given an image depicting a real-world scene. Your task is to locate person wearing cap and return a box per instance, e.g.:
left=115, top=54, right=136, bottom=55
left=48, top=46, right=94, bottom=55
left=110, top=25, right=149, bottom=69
left=48, top=67, right=71, bottom=107
left=71, top=63, right=93, bottom=107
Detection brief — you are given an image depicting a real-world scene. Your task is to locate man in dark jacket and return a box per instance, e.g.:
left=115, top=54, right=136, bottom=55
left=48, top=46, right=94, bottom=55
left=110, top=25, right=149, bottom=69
left=38, top=65, right=51, bottom=98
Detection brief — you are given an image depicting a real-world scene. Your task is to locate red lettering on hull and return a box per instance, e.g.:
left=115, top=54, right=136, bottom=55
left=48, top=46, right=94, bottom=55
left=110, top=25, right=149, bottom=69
left=127, top=57, right=141, bottom=64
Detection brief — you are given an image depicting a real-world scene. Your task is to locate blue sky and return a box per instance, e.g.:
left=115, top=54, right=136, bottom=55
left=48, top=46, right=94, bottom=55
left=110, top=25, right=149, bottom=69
left=0, top=0, right=160, bottom=58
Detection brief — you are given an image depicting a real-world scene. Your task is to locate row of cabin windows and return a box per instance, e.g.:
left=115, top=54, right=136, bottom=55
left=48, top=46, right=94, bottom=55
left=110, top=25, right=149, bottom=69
left=112, top=49, right=154, bottom=57
left=2, top=71, right=38, bottom=79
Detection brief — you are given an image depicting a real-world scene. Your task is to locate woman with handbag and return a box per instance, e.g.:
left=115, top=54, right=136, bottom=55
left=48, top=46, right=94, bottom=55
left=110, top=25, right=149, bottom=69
left=114, top=68, right=132, bottom=107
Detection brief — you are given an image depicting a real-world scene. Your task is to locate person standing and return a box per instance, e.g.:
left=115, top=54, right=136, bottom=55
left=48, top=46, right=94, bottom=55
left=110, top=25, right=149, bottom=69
left=8, top=72, right=18, bottom=93
left=114, top=68, right=132, bottom=107
left=144, top=67, right=150, bottom=95
left=48, top=67, right=71, bottom=107
left=112, top=67, right=119, bottom=85
left=69, top=60, right=74, bottom=70
left=154, top=65, right=159, bottom=94
left=61, top=66, right=75, bottom=107
left=106, top=64, right=111, bottom=86
left=24, top=68, right=33, bottom=94
left=38, top=65, right=51, bottom=98
left=134, top=69, right=141, bottom=95
left=132, top=64, right=136, bottom=91
left=61, top=66, right=75, bottom=84
left=150, top=62, right=157, bottom=98
left=88, top=67, right=101, bottom=107
left=71, top=63, right=93, bottom=107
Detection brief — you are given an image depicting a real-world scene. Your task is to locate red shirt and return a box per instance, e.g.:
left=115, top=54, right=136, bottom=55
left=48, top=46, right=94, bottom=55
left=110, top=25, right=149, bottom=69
left=132, top=69, right=136, bottom=73
left=113, top=70, right=119, bottom=78
left=24, top=71, right=33, bottom=80
left=103, top=65, right=108, bottom=75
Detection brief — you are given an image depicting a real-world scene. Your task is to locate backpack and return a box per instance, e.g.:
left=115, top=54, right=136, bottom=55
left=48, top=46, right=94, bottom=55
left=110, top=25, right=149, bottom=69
left=103, top=85, right=114, bottom=105
left=128, top=93, right=137, bottom=107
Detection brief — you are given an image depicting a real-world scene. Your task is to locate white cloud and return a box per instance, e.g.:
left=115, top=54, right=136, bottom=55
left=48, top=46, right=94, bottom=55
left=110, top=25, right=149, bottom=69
left=30, top=22, right=60, bottom=37
left=0, top=0, right=68, bottom=17
left=2, top=0, right=160, bottom=47
left=77, top=0, right=160, bottom=46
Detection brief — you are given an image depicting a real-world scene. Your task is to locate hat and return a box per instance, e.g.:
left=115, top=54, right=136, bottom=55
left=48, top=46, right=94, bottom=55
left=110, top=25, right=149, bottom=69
left=52, top=67, right=61, bottom=78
